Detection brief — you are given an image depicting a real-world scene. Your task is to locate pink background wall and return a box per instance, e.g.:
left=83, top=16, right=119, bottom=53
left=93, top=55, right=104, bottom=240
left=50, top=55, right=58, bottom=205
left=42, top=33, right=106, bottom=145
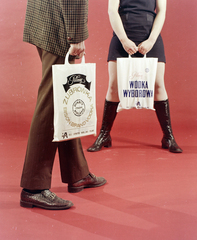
left=0, top=0, right=196, bottom=143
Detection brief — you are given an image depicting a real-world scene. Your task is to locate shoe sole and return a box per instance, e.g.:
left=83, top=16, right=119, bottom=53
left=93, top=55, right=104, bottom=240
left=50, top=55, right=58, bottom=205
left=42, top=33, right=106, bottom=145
left=68, top=179, right=107, bottom=193
left=20, top=200, right=73, bottom=210
left=162, top=144, right=183, bottom=153
left=87, top=145, right=111, bottom=152
left=87, top=140, right=112, bottom=152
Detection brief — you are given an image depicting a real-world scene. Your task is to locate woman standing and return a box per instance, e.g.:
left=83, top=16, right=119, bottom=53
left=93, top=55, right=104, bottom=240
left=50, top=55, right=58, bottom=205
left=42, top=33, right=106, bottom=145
left=88, top=0, right=182, bottom=153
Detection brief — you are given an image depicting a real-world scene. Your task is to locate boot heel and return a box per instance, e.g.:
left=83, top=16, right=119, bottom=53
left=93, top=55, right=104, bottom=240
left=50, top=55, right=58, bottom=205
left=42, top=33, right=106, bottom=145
left=162, top=144, right=168, bottom=149
left=104, top=141, right=112, bottom=148
left=161, top=138, right=169, bottom=149
left=20, top=200, right=34, bottom=208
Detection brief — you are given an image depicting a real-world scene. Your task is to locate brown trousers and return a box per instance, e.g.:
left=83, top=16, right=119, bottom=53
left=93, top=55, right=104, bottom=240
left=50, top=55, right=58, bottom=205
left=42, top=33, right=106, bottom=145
left=20, top=48, right=89, bottom=190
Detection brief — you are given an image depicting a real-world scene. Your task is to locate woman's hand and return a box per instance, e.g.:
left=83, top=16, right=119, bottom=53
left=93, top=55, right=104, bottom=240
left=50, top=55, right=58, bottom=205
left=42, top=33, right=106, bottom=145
left=138, top=38, right=155, bottom=55
left=121, top=38, right=138, bottom=55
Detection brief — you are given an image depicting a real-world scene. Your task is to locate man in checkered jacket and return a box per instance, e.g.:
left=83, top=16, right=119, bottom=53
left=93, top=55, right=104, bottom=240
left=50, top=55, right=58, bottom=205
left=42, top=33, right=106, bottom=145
left=20, top=0, right=106, bottom=210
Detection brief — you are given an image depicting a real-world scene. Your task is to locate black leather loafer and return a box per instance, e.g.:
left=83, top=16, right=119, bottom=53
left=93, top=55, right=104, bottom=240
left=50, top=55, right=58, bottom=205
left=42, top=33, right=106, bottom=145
left=68, top=173, right=107, bottom=193
left=20, top=189, right=73, bottom=210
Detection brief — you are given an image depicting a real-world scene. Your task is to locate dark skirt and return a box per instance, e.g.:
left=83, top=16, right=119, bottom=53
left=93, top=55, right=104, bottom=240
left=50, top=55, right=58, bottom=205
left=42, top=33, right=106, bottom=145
left=107, top=33, right=166, bottom=63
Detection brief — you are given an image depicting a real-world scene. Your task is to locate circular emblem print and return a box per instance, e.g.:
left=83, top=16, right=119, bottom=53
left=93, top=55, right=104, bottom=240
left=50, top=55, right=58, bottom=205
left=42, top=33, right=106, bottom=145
left=72, top=99, right=86, bottom=117
left=145, top=68, right=149, bottom=73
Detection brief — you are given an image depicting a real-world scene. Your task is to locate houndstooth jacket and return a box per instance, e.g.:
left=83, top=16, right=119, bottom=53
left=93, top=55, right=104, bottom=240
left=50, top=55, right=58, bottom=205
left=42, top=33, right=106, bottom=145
left=23, top=0, right=89, bottom=57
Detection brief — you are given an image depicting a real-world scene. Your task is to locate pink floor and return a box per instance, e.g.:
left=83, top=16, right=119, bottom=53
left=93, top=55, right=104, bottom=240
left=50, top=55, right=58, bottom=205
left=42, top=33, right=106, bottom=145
left=1, top=110, right=197, bottom=240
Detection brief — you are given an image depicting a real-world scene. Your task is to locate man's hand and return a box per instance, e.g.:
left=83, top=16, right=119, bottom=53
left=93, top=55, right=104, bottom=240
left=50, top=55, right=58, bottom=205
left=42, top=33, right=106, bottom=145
left=69, top=42, right=85, bottom=59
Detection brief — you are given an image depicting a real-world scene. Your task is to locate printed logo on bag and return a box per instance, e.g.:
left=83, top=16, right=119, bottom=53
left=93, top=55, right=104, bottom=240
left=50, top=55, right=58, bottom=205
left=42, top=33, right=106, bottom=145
left=136, top=101, right=141, bottom=108
left=63, top=74, right=91, bottom=92
left=62, top=74, right=94, bottom=133
left=123, top=80, right=153, bottom=99
left=62, top=132, right=68, bottom=139
left=120, top=70, right=154, bottom=109
left=72, top=99, right=86, bottom=117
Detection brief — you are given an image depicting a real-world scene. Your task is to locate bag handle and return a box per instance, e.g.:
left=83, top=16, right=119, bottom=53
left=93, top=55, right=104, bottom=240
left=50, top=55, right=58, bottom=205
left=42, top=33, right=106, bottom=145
left=65, top=49, right=85, bottom=65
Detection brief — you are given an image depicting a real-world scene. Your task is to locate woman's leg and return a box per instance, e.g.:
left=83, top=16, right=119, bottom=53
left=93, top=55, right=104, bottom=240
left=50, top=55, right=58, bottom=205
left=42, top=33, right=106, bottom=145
left=154, top=62, right=168, bottom=101
left=154, top=63, right=182, bottom=153
left=106, top=61, right=120, bottom=102
left=87, top=61, right=119, bottom=152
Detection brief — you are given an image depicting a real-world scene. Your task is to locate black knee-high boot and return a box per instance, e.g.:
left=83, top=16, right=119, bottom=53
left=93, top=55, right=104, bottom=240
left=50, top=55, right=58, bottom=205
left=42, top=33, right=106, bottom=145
left=154, top=99, right=182, bottom=153
left=87, top=100, right=119, bottom=152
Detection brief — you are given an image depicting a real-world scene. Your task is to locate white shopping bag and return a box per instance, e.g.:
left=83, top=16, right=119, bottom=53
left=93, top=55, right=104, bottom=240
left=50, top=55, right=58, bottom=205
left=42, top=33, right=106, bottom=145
left=52, top=52, right=97, bottom=141
left=117, top=55, right=158, bottom=112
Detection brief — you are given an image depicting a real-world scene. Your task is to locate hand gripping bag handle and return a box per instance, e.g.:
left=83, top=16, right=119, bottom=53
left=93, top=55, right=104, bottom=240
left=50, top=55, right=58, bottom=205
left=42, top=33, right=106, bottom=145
left=64, top=49, right=85, bottom=65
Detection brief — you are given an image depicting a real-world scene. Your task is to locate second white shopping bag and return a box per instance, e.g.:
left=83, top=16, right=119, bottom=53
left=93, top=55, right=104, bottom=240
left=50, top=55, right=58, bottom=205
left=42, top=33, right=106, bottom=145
left=52, top=52, right=97, bottom=141
left=117, top=55, right=158, bottom=112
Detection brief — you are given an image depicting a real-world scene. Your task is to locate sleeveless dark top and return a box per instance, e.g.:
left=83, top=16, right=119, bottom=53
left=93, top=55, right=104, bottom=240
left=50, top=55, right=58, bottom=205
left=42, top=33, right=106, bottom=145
left=119, top=0, right=156, bottom=42
left=119, top=0, right=156, bottom=16
left=107, top=0, right=166, bottom=62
